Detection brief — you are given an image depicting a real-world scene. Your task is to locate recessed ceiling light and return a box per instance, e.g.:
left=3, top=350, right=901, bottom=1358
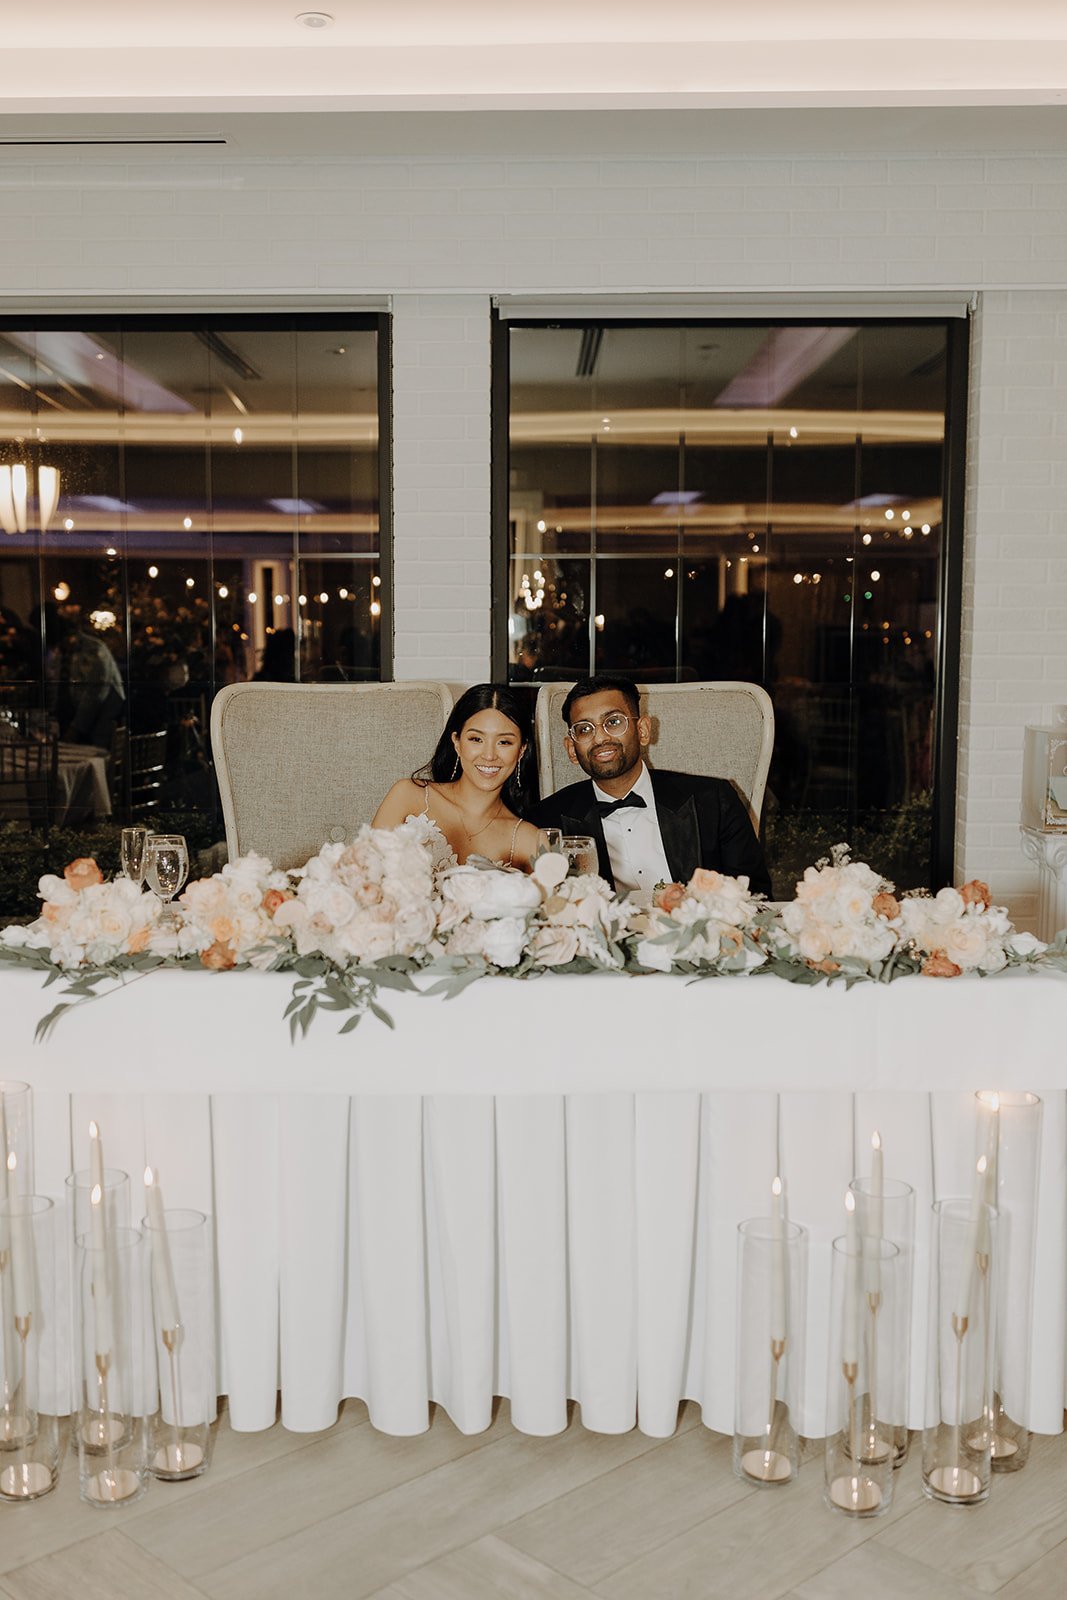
left=296, top=11, right=333, bottom=27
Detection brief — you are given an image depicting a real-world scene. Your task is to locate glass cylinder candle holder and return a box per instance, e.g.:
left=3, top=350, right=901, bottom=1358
left=733, top=1215, right=806, bottom=1487
left=922, top=1199, right=998, bottom=1506
left=75, top=1226, right=151, bottom=1507
left=0, top=1082, right=34, bottom=1198
left=849, top=1174, right=916, bottom=1466
left=0, top=1195, right=60, bottom=1499
left=974, top=1090, right=1042, bottom=1472
left=65, top=1167, right=131, bottom=1452
left=143, top=1208, right=214, bottom=1481
left=824, top=1236, right=901, bottom=1516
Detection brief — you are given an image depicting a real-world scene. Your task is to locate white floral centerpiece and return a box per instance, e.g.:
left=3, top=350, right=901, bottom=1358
left=630, top=867, right=766, bottom=975
left=772, top=845, right=900, bottom=977
left=897, top=880, right=1045, bottom=977
left=1, top=857, right=166, bottom=969
left=272, top=815, right=439, bottom=966
left=178, top=850, right=292, bottom=970
left=527, top=852, right=634, bottom=970
left=435, top=860, right=543, bottom=968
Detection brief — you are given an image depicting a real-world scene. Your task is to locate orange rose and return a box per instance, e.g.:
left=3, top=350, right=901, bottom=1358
left=809, top=958, right=840, bottom=974
left=208, top=915, right=236, bottom=945
left=922, top=950, right=962, bottom=978
left=959, top=880, right=991, bottom=910
left=872, top=892, right=901, bottom=920
left=654, top=882, right=686, bottom=912
left=126, top=926, right=151, bottom=955
left=200, top=940, right=236, bottom=971
left=63, top=857, right=103, bottom=892
left=262, top=888, right=288, bottom=916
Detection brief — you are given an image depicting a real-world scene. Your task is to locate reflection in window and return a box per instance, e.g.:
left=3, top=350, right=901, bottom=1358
left=0, top=317, right=387, bottom=895
left=503, top=320, right=961, bottom=890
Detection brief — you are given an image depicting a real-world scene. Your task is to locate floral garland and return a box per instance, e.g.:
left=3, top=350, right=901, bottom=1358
left=2, top=825, right=1065, bottom=1040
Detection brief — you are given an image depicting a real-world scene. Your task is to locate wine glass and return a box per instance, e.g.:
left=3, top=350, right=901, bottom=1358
left=562, top=835, right=598, bottom=877
left=144, top=834, right=189, bottom=922
left=537, top=826, right=564, bottom=856
left=120, top=826, right=150, bottom=886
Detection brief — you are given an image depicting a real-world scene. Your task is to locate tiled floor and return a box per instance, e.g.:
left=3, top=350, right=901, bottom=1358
left=1, top=1403, right=1064, bottom=1598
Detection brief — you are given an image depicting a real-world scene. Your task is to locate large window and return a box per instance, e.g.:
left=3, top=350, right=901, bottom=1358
left=0, top=314, right=388, bottom=881
left=496, top=317, right=966, bottom=890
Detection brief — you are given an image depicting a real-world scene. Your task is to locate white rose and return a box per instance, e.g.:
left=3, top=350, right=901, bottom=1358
left=929, top=887, right=965, bottom=924
left=941, top=921, right=990, bottom=970
left=798, top=925, right=832, bottom=962
left=530, top=925, right=580, bottom=966
left=634, top=937, right=675, bottom=973
left=441, top=867, right=540, bottom=920
left=479, top=916, right=528, bottom=967
left=1009, top=931, right=1046, bottom=957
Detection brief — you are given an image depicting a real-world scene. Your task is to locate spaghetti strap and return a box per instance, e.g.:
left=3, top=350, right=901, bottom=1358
left=507, top=817, right=522, bottom=867
left=421, top=786, right=431, bottom=815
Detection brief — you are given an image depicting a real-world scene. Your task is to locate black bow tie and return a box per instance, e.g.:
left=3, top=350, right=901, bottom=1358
left=596, top=792, right=647, bottom=817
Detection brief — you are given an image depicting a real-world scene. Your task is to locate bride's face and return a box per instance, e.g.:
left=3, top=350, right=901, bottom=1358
left=452, top=708, right=525, bottom=793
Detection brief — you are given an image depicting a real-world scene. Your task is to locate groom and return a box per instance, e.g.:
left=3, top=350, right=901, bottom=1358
left=531, top=675, right=772, bottom=899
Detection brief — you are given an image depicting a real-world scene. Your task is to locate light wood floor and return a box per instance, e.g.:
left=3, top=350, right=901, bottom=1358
left=1, top=1402, right=1065, bottom=1599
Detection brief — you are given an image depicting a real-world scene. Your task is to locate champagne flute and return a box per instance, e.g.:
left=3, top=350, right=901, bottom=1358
left=144, top=834, right=189, bottom=924
left=120, top=826, right=150, bottom=887
left=562, top=834, right=598, bottom=877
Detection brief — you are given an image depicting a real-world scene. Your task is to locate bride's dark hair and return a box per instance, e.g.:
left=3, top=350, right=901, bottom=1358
left=415, top=683, right=537, bottom=817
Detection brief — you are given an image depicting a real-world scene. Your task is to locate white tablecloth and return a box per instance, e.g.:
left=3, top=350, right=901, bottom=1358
left=5, top=967, right=1066, bottom=1437
left=55, top=742, right=112, bottom=824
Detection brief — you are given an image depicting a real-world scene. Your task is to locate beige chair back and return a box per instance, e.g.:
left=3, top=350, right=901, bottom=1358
left=535, top=680, right=775, bottom=823
left=211, top=681, right=453, bottom=870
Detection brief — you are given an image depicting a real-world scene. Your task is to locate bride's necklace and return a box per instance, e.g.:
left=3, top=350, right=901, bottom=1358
left=445, top=786, right=504, bottom=845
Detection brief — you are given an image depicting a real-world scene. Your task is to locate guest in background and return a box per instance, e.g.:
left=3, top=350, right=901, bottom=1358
left=64, top=621, right=127, bottom=751
left=373, top=683, right=540, bottom=870
left=531, top=674, right=772, bottom=899
left=253, top=627, right=296, bottom=683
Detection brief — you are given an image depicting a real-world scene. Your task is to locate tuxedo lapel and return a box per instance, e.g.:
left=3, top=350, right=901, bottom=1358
left=650, top=772, right=700, bottom=884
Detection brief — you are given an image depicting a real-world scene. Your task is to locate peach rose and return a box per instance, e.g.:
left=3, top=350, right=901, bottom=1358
left=808, top=958, right=840, bottom=974
left=654, top=882, right=686, bottom=912
left=262, top=888, right=289, bottom=916
left=42, top=902, right=73, bottom=928
left=64, top=857, right=103, bottom=892
left=690, top=868, right=725, bottom=896
left=200, top=940, right=236, bottom=971
left=872, top=891, right=901, bottom=920
left=209, top=915, right=237, bottom=945
left=959, top=879, right=991, bottom=910
left=126, top=926, right=151, bottom=955
left=720, top=928, right=744, bottom=955
left=922, top=950, right=962, bottom=978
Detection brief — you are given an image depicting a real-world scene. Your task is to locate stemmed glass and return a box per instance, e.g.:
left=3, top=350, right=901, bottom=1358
left=562, top=834, right=598, bottom=877
left=144, top=834, right=189, bottom=923
left=120, top=826, right=150, bottom=887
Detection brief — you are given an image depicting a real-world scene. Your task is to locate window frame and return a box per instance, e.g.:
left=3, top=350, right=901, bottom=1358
left=491, top=310, right=969, bottom=889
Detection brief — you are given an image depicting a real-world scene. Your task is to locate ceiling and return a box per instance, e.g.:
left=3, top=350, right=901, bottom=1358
left=2, top=1, right=1067, bottom=117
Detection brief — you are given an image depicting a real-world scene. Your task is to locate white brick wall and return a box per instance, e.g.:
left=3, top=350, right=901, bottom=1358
left=5, top=140, right=1067, bottom=916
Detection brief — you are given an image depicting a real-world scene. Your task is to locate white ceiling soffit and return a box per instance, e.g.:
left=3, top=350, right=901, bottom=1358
left=2, top=1, right=1067, bottom=113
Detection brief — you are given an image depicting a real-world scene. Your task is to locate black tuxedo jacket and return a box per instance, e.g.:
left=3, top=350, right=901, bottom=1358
left=530, top=769, right=772, bottom=899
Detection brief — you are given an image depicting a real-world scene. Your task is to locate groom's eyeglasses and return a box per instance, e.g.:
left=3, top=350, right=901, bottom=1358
left=568, top=712, right=630, bottom=743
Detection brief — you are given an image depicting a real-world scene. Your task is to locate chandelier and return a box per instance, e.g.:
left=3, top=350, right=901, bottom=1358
left=0, top=463, right=61, bottom=534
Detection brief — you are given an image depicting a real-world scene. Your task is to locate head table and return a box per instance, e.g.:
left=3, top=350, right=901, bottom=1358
left=4, top=966, right=1065, bottom=1441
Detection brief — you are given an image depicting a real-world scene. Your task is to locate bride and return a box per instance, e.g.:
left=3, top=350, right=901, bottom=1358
left=372, top=684, right=541, bottom=870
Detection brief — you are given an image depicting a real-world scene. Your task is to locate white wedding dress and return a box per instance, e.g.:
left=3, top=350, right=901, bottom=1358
left=409, top=788, right=522, bottom=873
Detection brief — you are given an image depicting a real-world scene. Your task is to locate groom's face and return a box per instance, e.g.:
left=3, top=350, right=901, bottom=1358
left=564, top=689, right=649, bottom=783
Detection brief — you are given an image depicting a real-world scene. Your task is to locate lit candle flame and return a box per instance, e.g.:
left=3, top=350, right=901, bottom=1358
left=771, top=1176, right=782, bottom=1198
left=89, top=1120, right=99, bottom=1139
left=845, top=1190, right=856, bottom=1215
left=872, top=1130, right=881, bottom=1151
left=144, top=1165, right=155, bottom=1188
left=90, top=1182, right=102, bottom=1208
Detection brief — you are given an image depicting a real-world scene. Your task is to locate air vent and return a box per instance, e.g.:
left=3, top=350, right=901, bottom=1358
left=0, top=136, right=226, bottom=147
left=195, top=332, right=261, bottom=383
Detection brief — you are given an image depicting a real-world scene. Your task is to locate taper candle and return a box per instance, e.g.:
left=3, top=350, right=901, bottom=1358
left=144, top=1167, right=180, bottom=1334
left=843, top=1191, right=860, bottom=1367
left=863, top=1131, right=885, bottom=1297
left=954, top=1155, right=987, bottom=1325
left=89, top=1182, right=113, bottom=1357
left=980, top=1093, right=1000, bottom=1208
left=770, top=1176, right=786, bottom=1342
left=88, top=1120, right=104, bottom=1195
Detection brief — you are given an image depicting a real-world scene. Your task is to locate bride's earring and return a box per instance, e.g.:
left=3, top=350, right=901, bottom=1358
left=451, top=754, right=460, bottom=780
left=516, top=751, right=524, bottom=783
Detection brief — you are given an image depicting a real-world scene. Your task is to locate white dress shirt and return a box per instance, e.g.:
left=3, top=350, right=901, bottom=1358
left=592, top=761, right=672, bottom=898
